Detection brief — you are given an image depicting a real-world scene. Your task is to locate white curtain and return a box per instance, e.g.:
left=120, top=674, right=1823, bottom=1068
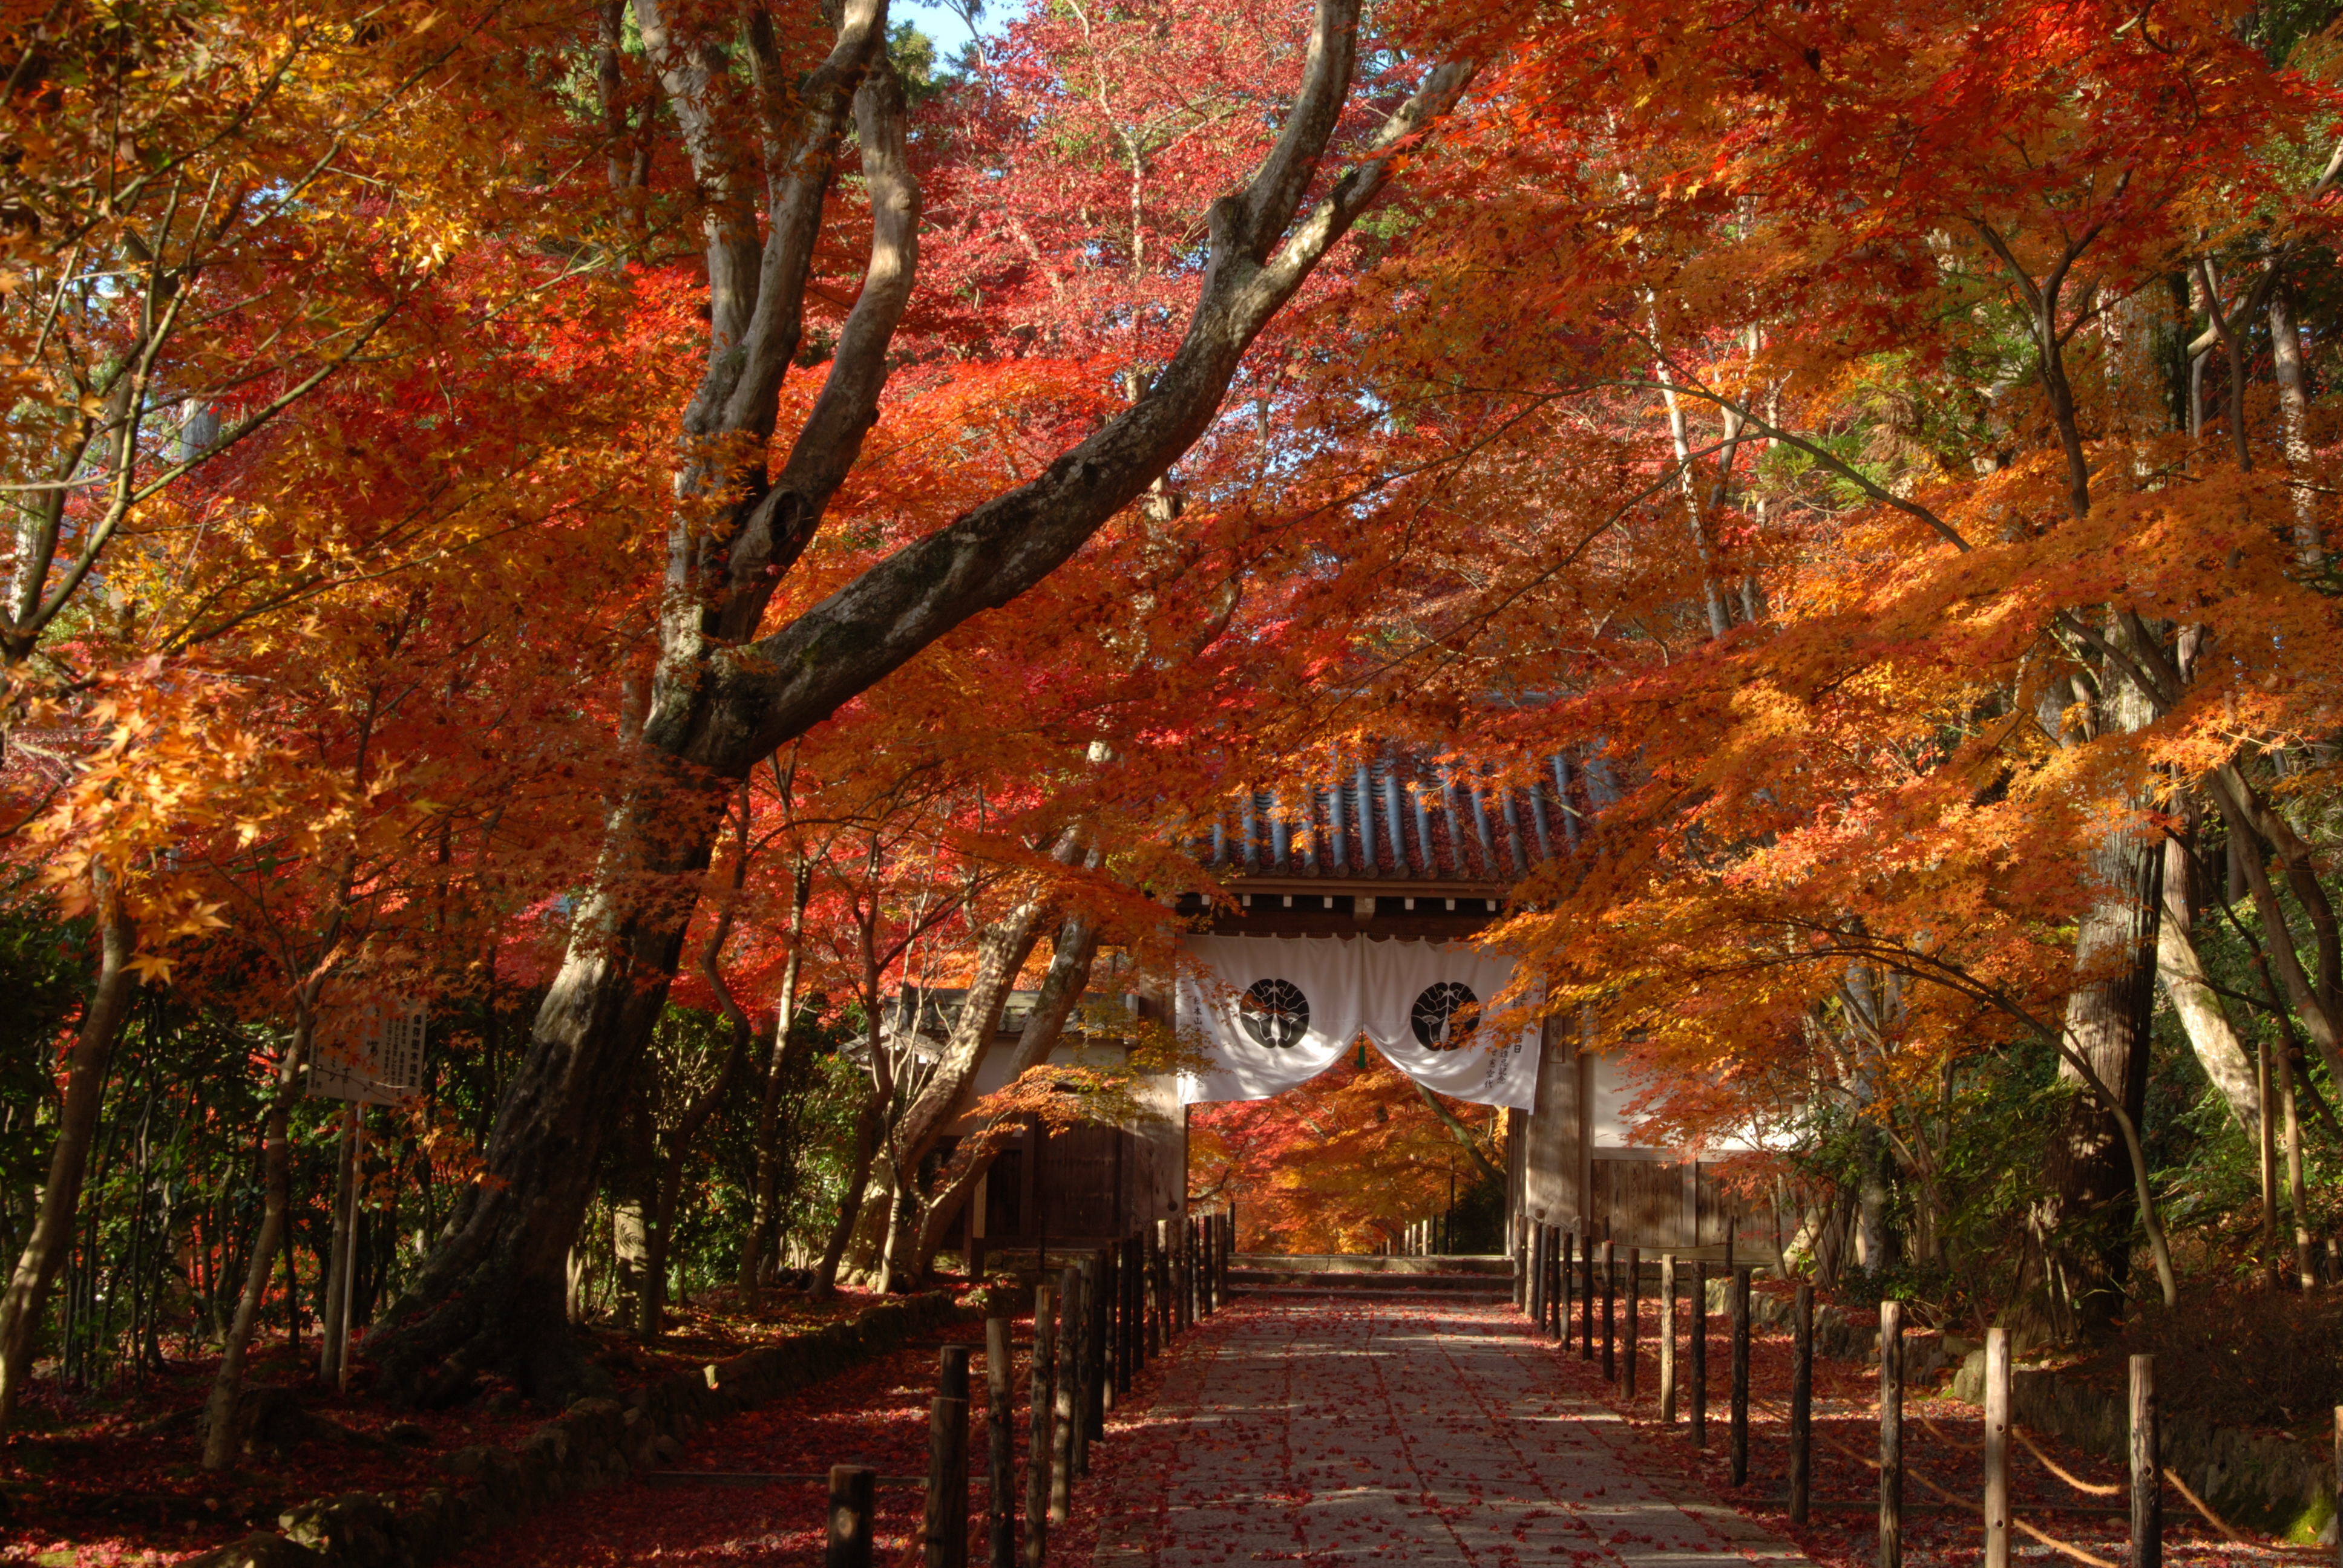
left=1174, top=935, right=1542, bottom=1109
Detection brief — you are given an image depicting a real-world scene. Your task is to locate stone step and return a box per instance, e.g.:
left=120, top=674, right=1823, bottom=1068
left=1229, top=1252, right=1513, bottom=1276
left=1233, top=1281, right=1513, bottom=1302
left=1229, top=1269, right=1513, bottom=1299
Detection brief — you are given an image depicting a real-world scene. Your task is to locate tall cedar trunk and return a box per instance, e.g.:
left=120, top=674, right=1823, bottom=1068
left=202, top=1021, right=313, bottom=1469
left=364, top=0, right=1471, bottom=1399
left=0, top=893, right=135, bottom=1432
left=2264, top=285, right=2323, bottom=570
left=2029, top=662, right=2161, bottom=1337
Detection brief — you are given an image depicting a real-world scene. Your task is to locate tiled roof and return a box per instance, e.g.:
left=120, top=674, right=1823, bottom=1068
left=1196, top=751, right=1616, bottom=884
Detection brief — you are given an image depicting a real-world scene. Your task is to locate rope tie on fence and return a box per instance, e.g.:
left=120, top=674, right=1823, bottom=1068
left=1755, top=1391, right=2332, bottom=1564
left=2013, top=1424, right=2122, bottom=1497
left=1749, top=1393, right=2117, bottom=1568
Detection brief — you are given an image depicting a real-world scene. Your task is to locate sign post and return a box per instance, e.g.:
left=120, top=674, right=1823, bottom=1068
left=306, top=995, right=425, bottom=1391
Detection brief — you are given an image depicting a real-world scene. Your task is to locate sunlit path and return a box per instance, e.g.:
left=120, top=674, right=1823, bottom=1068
left=1093, top=1295, right=1808, bottom=1568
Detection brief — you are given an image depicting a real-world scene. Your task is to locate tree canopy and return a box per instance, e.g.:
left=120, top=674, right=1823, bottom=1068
left=2, top=0, right=2340, bottom=1459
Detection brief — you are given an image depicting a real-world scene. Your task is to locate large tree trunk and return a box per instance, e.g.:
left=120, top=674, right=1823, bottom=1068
left=2266, top=284, right=2324, bottom=570
left=611, top=1091, right=657, bottom=1338
left=370, top=877, right=696, bottom=1403
left=365, top=0, right=1472, bottom=1398
left=2027, top=720, right=2161, bottom=1338
left=0, top=890, right=135, bottom=1434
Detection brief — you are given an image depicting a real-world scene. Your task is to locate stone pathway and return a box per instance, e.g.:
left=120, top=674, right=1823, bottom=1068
left=1092, top=1295, right=1809, bottom=1568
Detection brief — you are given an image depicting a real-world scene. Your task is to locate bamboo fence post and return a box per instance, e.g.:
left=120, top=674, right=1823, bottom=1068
left=1791, top=1281, right=1812, bottom=1525
left=1024, top=1284, right=1055, bottom=1566
left=1983, top=1325, right=2010, bottom=1568
left=828, top=1464, right=876, bottom=1568
left=925, top=1346, right=970, bottom=1568
left=1660, top=1253, right=1679, bottom=1424
left=1880, top=1299, right=1903, bottom=1568
left=1689, top=1261, right=1708, bottom=1447
left=1624, top=1247, right=1641, bottom=1400
left=1047, top=1266, right=1080, bottom=1527
left=2130, top=1354, right=2160, bottom=1568
left=1730, top=1266, right=1751, bottom=1486
left=985, top=1317, right=1015, bottom=1568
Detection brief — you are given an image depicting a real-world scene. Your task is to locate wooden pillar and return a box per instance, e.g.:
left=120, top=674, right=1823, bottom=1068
left=1143, top=1227, right=1161, bottom=1358
left=828, top=1465, right=876, bottom=1568
left=1879, top=1299, right=1903, bottom=1568
left=1156, top=1218, right=1173, bottom=1343
left=1512, top=1214, right=1527, bottom=1311
left=1047, top=1266, right=1080, bottom=1524
left=1790, top=1281, right=1812, bottom=1523
left=985, top=1317, right=1016, bottom=1568
left=1124, top=1233, right=1142, bottom=1384
left=1601, top=1240, right=1616, bottom=1380
left=1081, top=1255, right=1106, bottom=1453
left=2129, top=1354, right=2160, bottom=1568
left=1624, top=1247, right=1641, bottom=1400
left=1556, top=1229, right=1571, bottom=1340
left=1579, top=1231, right=1596, bottom=1361
left=1659, top=1253, right=1678, bottom=1424
left=925, top=1347, right=969, bottom=1568
left=1024, top=1284, right=1055, bottom=1566
left=1689, top=1261, right=1708, bottom=1447
left=1729, top=1266, right=1751, bottom=1485
left=1527, top=1225, right=1547, bottom=1333
left=1982, top=1325, right=2009, bottom=1568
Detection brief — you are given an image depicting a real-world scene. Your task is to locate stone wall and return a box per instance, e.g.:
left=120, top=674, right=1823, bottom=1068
left=184, top=1290, right=974, bottom=1568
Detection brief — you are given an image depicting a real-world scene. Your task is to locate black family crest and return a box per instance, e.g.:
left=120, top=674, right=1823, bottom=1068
left=1238, top=978, right=1310, bottom=1048
left=1409, top=981, right=1480, bottom=1049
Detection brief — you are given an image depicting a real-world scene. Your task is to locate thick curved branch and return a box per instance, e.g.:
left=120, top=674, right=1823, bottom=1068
left=692, top=21, right=1478, bottom=768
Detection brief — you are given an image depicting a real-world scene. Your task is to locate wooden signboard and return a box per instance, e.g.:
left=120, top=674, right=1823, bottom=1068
left=307, top=995, right=426, bottom=1104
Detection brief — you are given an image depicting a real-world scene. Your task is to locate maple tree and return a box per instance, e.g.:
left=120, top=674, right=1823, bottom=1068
left=4, top=6, right=2342, bottom=1535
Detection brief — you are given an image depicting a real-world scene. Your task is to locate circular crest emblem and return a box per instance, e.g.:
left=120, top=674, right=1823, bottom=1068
left=1411, top=981, right=1481, bottom=1050
left=1239, top=978, right=1310, bottom=1049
